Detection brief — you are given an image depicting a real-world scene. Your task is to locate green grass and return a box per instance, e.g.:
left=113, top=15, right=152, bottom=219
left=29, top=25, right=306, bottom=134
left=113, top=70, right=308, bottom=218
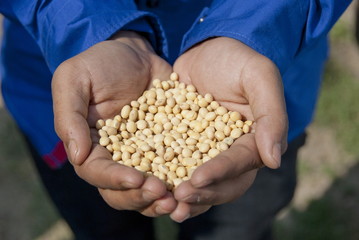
left=315, top=61, right=359, bottom=156
left=330, top=20, right=354, bottom=42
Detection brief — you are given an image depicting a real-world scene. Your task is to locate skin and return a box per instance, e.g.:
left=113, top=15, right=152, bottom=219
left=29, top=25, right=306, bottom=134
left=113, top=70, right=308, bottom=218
left=53, top=31, right=177, bottom=217
left=171, top=37, right=288, bottom=222
left=52, top=32, right=288, bottom=222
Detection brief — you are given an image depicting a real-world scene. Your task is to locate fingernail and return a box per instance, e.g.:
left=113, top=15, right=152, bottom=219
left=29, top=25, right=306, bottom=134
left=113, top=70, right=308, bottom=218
left=179, top=214, right=191, bottom=223
left=272, top=143, right=282, bottom=168
left=68, top=140, right=78, bottom=164
left=193, top=179, right=212, bottom=188
left=182, top=194, right=200, bottom=203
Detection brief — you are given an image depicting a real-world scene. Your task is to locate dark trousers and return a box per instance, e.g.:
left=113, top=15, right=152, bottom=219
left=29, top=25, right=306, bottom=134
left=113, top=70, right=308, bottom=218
left=26, top=133, right=306, bottom=240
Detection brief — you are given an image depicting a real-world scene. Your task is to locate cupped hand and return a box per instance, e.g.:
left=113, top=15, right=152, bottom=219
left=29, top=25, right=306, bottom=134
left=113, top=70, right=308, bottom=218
left=170, top=37, right=288, bottom=222
left=52, top=31, right=176, bottom=216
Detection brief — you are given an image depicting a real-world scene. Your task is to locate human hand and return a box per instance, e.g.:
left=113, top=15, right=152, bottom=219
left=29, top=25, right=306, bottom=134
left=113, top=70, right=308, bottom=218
left=52, top=31, right=177, bottom=216
left=170, top=37, right=288, bottom=222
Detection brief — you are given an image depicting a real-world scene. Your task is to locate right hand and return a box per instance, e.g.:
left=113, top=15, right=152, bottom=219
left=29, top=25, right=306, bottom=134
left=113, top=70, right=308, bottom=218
left=52, top=31, right=177, bottom=217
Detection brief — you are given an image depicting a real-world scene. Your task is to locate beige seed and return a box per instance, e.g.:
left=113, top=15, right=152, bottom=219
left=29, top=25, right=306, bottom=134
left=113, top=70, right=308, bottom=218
left=152, top=79, right=161, bottom=88
left=163, top=122, right=173, bottom=131
left=230, top=128, right=243, bottom=138
left=109, top=135, right=119, bottom=143
left=208, top=148, right=220, bottom=158
left=186, top=84, right=196, bottom=92
left=153, top=156, right=165, bottom=164
left=132, top=157, right=141, bottom=166
left=111, top=119, right=120, bottom=129
left=182, top=148, right=193, bottom=158
left=112, top=151, right=122, bottom=161
left=138, top=96, right=147, bottom=104
left=236, top=120, right=244, bottom=128
left=122, top=151, right=131, bottom=161
left=204, top=93, right=214, bottom=103
left=140, top=143, right=151, bottom=152
left=158, top=172, right=167, bottom=181
left=142, top=128, right=153, bottom=136
left=170, top=72, right=179, bottom=81
left=216, top=106, right=228, bottom=116
left=243, top=124, right=250, bottom=133
left=182, top=158, right=197, bottom=167
left=205, top=112, right=216, bottom=121
left=175, top=95, right=186, bottom=104
left=124, top=159, right=133, bottom=167
left=153, top=123, right=164, bottom=134
left=136, top=120, right=147, bottom=130
left=121, top=105, right=131, bottom=119
left=138, top=110, right=146, bottom=120
left=99, top=137, right=110, bottom=146
left=210, top=101, right=219, bottom=110
left=224, top=126, right=232, bottom=137
left=146, top=90, right=157, bottom=99
left=151, top=163, right=159, bottom=172
left=164, top=151, right=175, bottom=161
left=169, top=164, right=178, bottom=172
left=106, top=127, right=117, bottom=136
left=148, top=105, right=158, bottom=114
left=164, top=136, right=175, bottom=146
left=126, top=121, right=137, bottom=133
left=106, top=144, right=113, bottom=153
left=176, top=166, right=187, bottom=178
left=230, top=112, right=241, bottom=122
left=192, top=150, right=202, bottom=160
left=98, top=129, right=108, bottom=138
left=167, top=171, right=177, bottom=180
left=105, top=119, right=113, bottom=127
left=177, top=123, right=188, bottom=133
left=245, top=120, right=253, bottom=126
left=158, top=164, right=169, bottom=174
left=222, top=113, right=230, bottom=123
left=198, top=143, right=210, bottom=153
left=217, top=142, right=229, bottom=151
left=198, top=98, right=208, bottom=108
left=214, top=121, right=226, bottom=131
left=161, top=81, right=170, bottom=90
left=223, top=137, right=234, bottom=145
left=112, top=142, right=121, bottom=151
left=96, top=119, right=105, bottom=129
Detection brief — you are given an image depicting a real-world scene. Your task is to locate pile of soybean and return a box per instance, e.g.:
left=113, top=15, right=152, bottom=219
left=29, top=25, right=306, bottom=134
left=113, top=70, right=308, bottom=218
left=97, top=73, right=253, bottom=190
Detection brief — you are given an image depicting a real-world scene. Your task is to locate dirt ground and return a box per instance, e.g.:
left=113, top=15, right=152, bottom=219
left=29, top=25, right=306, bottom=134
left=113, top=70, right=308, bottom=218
left=0, top=3, right=358, bottom=240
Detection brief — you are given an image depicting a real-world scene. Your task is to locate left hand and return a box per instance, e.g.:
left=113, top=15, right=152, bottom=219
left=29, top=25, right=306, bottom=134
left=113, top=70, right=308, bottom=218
left=170, top=37, right=288, bottom=222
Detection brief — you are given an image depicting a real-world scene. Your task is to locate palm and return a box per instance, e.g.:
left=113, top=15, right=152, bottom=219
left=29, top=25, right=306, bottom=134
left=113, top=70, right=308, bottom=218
left=53, top=34, right=176, bottom=217
left=80, top=40, right=172, bottom=127
left=168, top=37, right=287, bottom=222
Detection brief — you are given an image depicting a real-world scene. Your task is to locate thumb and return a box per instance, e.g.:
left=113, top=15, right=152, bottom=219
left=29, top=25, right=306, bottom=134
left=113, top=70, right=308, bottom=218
left=52, top=61, right=92, bottom=165
left=245, top=61, right=288, bottom=169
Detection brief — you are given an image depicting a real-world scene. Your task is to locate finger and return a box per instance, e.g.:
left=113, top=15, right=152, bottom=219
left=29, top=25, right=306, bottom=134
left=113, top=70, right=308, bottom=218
left=74, top=144, right=145, bottom=189
left=174, top=170, right=257, bottom=205
left=52, top=60, right=92, bottom=165
left=188, top=133, right=261, bottom=188
left=170, top=201, right=211, bottom=223
left=244, top=59, right=288, bottom=168
left=98, top=176, right=172, bottom=216
left=140, top=191, right=178, bottom=217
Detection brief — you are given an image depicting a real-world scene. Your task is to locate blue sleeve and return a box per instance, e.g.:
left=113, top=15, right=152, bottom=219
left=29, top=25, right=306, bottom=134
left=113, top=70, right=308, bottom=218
left=180, top=0, right=352, bottom=74
left=0, top=0, right=167, bottom=73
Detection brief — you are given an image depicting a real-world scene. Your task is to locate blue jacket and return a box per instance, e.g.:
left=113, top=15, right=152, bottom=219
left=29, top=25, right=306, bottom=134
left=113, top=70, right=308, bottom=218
left=0, top=0, right=351, bottom=168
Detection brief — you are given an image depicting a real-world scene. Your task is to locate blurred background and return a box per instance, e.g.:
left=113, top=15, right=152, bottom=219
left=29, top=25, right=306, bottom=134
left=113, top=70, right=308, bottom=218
left=1, top=2, right=358, bottom=240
